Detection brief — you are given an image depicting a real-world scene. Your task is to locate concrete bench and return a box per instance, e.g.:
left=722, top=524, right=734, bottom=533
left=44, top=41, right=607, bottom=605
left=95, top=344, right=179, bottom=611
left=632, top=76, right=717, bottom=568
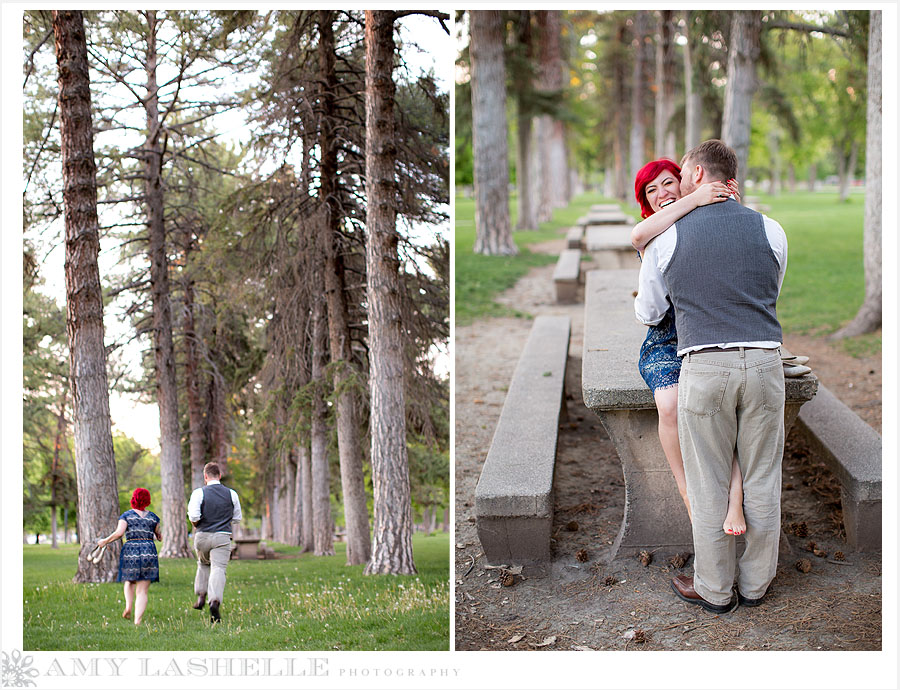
left=232, top=537, right=261, bottom=560
left=553, top=249, right=581, bottom=304
left=585, top=224, right=640, bottom=270
left=793, top=385, right=881, bottom=550
left=475, top=315, right=571, bottom=565
left=581, top=269, right=818, bottom=560
left=590, top=203, right=623, bottom=213
left=566, top=225, right=583, bottom=249
left=578, top=210, right=632, bottom=230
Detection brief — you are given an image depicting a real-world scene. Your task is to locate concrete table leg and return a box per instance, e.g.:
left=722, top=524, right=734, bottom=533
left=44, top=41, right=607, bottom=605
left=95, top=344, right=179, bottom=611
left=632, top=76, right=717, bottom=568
left=597, top=401, right=806, bottom=561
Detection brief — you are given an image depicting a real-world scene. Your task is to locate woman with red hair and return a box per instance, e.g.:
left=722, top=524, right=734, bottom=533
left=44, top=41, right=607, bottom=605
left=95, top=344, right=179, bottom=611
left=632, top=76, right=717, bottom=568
left=97, top=487, right=162, bottom=625
left=630, top=159, right=747, bottom=536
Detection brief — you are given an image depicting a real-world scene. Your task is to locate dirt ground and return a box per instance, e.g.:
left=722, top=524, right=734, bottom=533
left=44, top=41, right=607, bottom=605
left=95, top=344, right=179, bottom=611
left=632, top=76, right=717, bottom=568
left=454, top=240, right=882, bottom=652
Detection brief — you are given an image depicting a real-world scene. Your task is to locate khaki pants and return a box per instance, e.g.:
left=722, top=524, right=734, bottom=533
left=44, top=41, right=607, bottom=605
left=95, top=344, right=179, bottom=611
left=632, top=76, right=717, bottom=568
left=193, top=531, right=232, bottom=604
left=678, top=348, right=785, bottom=605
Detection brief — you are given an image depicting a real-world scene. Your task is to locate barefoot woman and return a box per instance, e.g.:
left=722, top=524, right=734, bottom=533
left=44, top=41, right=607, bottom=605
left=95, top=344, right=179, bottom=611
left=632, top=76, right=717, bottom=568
left=97, top=488, right=162, bottom=624
left=631, top=159, right=746, bottom=536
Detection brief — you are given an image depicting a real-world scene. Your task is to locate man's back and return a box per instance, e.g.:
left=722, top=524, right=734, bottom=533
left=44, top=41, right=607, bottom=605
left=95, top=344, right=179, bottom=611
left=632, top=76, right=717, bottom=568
left=662, top=201, right=786, bottom=352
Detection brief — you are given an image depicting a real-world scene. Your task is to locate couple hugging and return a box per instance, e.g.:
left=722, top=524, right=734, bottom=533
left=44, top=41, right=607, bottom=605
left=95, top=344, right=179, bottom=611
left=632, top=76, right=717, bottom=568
left=631, top=139, right=794, bottom=614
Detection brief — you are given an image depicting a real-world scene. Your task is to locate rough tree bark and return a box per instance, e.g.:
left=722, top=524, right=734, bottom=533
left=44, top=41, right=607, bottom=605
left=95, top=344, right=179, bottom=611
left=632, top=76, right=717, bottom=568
left=682, top=10, right=702, bottom=152
left=143, top=11, right=191, bottom=558
left=299, top=441, right=314, bottom=553
left=612, top=19, right=628, bottom=200
left=629, top=11, right=650, bottom=188
left=53, top=9, right=121, bottom=582
left=469, top=10, right=516, bottom=256
left=310, top=296, right=334, bottom=556
left=514, top=11, right=537, bottom=231
left=535, top=10, right=569, bottom=210
left=317, top=11, right=372, bottom=566
left=654, top=10, right=677, bottom=159
left=182, top=254, right=206, bottom=492
left=722, top=10, right=761, bottom=197
left=363, top=10, right=417, bottom=575
left=831, top=10, right=881, bottom=339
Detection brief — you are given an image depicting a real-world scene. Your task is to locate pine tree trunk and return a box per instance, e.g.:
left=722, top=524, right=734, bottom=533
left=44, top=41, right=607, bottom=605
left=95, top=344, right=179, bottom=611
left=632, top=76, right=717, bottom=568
left=299, top=440, right=314, bottom=552
left=722, top=10, right=761, bottom=197
left=282, top=450, right=297, bottom=544
left=807, top=162, right=817, bottom=192
left=787, top=163, right=796, bottom=192
left=831, top=11, right=881, bottom=338
left=516, top=111, right=536, bottom=230
left=143, top=11, right=190, bottom=558
left=310, top=297, right=334, bottom=557
left=683, top=10, right=702, bottom=152
left=535, top=11, right=569, bottom=208
left=654, top=10, right=676, bottom=159
left=53, top=9, right=121, bottom=582
left=209, top=369, right=228, bottom=476
left=613, top=20, right=628, bottom=200
left=295, top=443, right=310, bottom=550
left=469, top=10, right=516, bottom=256
left=363, top=10, right=417, bottom=575
left=629, top=11, right=649, bottom=188
left=838, top=140, right=858, bottom=203
left=183, top=273, right=205, bottom=491
left=317, top=11, right=372, bottom=566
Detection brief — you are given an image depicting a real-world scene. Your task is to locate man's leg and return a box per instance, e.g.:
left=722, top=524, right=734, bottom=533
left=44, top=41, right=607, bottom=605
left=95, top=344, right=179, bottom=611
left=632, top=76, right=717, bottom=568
left=735, top=352, right=785, bottom=601
left=678, top=354, right=741, bottom=605
left=207, top=532, right=232, bottom=617
left=193, top=532, right=211, bottom=606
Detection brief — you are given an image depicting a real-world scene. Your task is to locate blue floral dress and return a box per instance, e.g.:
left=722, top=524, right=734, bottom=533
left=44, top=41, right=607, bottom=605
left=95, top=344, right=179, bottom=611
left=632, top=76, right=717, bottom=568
left=116, top=510, right=160, bottom=583
left=638, top=303, right=681, bottom=393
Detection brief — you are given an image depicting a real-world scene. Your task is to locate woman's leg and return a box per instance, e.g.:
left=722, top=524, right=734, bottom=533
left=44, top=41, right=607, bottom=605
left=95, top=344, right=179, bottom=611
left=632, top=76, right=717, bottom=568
left=654, top=385, right=691, bottom=521
left=134, top=580, right=150, bottom=625
left=723, top=456, right=746, bottom=535
left=122, top=581, right=134, bottom=619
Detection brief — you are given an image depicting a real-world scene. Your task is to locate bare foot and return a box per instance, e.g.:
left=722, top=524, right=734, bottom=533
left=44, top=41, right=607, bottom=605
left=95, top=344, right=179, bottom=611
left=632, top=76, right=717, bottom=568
left=723, top=501, right=746, bottom=536
left=122, top=607, right=132, bottom=620
left=134, top=616, right=142, bottom=626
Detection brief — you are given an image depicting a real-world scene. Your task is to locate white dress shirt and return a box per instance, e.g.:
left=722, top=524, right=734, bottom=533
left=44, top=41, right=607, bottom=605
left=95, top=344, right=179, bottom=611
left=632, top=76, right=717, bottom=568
left=187, top=479, right=242, bottom=531
left=634, top=214, right=788, bottom=356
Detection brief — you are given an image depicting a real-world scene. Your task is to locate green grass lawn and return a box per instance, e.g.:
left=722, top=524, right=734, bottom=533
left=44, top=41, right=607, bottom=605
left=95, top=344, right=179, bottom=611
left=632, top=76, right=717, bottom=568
left=22, top=532, right=449, bottom=651
left=456, top=189, right=878, bottom=356
left=455, top=191, right=630, bottom=325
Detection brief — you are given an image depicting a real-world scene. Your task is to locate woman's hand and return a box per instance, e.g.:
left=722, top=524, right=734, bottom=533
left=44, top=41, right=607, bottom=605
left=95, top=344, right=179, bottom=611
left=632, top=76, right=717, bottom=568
left=691, top=180, right=738, bottom=207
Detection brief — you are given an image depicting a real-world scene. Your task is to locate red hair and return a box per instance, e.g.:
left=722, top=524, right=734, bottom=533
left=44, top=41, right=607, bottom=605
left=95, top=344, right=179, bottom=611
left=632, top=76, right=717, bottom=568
left=131, top=487, right=151, bottom=510
left=634, top=159, right=682, bottom=219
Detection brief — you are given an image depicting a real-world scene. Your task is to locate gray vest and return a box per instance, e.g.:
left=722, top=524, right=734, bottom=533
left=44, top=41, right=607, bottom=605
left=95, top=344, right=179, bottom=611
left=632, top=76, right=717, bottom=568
left=195, top=484, right=235, bottom=533
left=662, top=200, right=782, bottom=352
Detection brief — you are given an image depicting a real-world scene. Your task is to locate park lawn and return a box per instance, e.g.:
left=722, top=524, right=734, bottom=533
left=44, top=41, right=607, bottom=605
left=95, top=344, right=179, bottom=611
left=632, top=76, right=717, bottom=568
left=455, top=192, right=629, bottom=325
left=22, top=532, right=449, bottom=651
left=456, top=189, right=877, bottom=357
left=752, top=190, right=878, bottom=356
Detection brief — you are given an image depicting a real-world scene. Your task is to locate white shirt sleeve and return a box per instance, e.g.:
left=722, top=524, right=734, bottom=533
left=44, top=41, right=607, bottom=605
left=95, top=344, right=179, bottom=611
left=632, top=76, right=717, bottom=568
left=230, top=490, right=242, bottom=524
left=634, top=227, right=677, bottom=326
left=762, top=215, right=788, bottom=294
left=187, top=487, right=203, bottom=522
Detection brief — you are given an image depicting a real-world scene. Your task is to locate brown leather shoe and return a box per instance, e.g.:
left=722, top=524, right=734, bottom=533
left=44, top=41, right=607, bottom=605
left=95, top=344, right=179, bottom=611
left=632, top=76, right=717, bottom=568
left=209, top=599, right=221, bottom=623
left=193, top=593, right=206, bottom=610
left=670, top=575, right=737, bottom=614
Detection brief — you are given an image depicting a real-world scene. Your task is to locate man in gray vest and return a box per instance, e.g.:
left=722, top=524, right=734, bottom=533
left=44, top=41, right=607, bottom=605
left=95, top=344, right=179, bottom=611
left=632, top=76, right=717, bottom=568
left=635, top=139, right=788, bottom=613
left=188, top=462, right=242, bottom=623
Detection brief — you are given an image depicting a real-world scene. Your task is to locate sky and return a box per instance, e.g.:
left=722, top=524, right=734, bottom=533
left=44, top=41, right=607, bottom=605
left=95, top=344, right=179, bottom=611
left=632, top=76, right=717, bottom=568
left=20, top=9, right=453, bottom=454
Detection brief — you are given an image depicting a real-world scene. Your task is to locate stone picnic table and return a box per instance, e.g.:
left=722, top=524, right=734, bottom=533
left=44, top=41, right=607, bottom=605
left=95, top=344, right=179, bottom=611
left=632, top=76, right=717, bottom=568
left=581, top=268, right=818, bottom=561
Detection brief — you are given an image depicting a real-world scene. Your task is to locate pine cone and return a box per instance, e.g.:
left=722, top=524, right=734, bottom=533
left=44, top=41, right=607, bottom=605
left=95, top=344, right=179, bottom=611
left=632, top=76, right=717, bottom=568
left=834, top=551, right=845, bottom=561
left=633, top=629, right=647, bottom=644
left=796, top=558, right=812, bottom=573
left=603, top=575, right=617, bottom=587
left=500, top=572, right=516, bottom=587
left=565, top=520, right=579, bottom=532
left=639, top=550, right=652, bottom=567
left=575, top=548, right=589, bottom=563
left=806, top=540, right=817, bottom=552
